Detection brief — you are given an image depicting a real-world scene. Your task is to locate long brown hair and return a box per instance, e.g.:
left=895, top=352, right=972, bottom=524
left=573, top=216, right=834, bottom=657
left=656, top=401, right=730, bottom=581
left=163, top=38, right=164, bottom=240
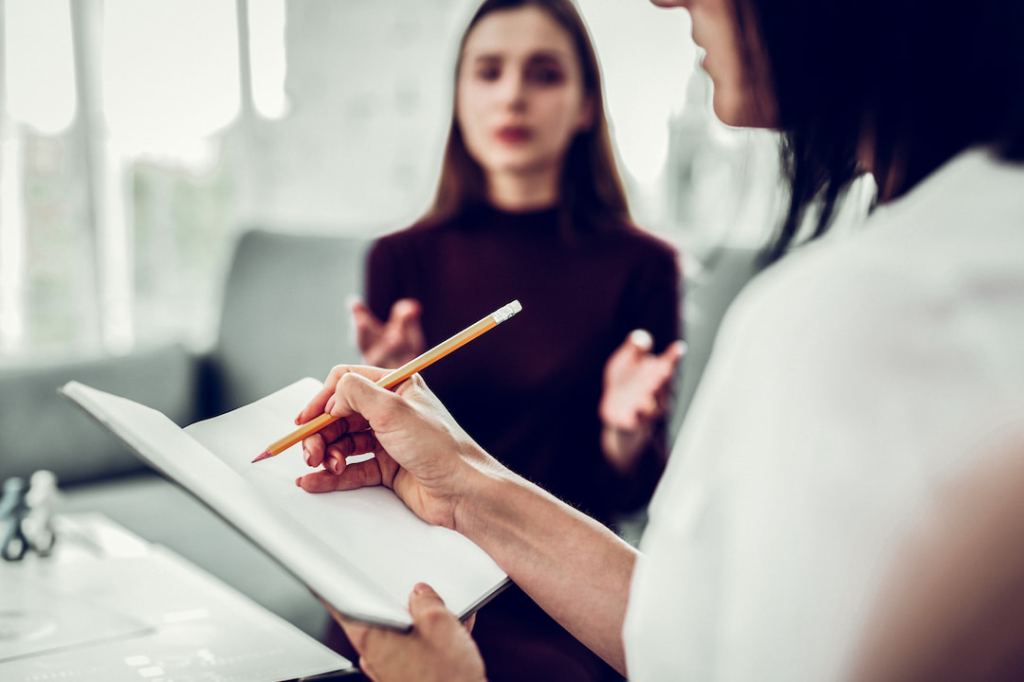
left=424, top=0, right=631, bottom=235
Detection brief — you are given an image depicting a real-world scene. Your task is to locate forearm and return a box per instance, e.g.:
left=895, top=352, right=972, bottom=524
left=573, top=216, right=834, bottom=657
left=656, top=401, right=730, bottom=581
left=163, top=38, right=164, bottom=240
left=455, top=465, right=637, bottom=674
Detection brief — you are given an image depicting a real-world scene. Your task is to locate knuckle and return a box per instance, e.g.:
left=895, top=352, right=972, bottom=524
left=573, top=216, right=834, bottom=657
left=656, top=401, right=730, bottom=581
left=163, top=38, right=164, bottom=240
left=399, top=374, right=427, bottom=401
left=358, top=464, right=378, bottom=486
left=361, top=625, right=385, bottom=651
left=419, top=607, right=450, bottom=632
left=358, top=655, right=377, bottom=679
left=358, top=433, right=378, bottom=455
left=390, top=385, right=412, bottom=407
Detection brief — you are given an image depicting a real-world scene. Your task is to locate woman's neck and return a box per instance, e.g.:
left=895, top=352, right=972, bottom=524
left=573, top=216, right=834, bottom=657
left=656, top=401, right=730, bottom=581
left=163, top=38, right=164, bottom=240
left=486, top=166, right=560, bottom=212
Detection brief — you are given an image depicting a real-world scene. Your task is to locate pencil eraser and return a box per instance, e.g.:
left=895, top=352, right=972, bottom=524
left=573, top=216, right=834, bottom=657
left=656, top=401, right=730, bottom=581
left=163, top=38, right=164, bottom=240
left=493, top=300, right=523, bottom=324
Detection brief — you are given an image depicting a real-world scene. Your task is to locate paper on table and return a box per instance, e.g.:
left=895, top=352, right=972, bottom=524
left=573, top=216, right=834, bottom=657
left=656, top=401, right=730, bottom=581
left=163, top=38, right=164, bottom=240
left=0, top=579, right=152, bottom=663
left=0, top=539, right=352, bottom=680
left=60, top=379, right=507, bottom=629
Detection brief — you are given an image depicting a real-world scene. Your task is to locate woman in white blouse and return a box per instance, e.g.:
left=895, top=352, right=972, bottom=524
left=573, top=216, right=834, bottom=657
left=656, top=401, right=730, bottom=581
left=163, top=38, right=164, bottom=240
left=294, top=0, right=1024, bottom=679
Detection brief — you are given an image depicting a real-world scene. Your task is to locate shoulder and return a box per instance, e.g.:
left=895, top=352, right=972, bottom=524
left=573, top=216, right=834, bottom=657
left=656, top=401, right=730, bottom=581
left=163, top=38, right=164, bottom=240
left=710, top=151, right=1024, bottom=412
left=734, top=149, right=1024, bottom=347
left=369, top=217, right=453, bottom=262
left=373, top=216, right=449, bottom=248
left=614, top=221, right=678, bottom=259
left=723, top=235, right=939, bottom=363
left=716, top=204, right=1023, bottom=423
left=599, top=221, right=681, bottom=277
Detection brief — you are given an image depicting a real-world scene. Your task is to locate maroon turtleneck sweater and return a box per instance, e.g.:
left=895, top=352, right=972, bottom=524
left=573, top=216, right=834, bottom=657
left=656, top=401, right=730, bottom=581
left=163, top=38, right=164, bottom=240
left=366, top=203, right=681, bottom=527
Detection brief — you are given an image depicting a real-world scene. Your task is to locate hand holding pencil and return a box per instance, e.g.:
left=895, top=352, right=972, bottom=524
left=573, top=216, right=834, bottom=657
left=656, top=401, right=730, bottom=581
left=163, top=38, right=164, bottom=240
left=255, top=300, right=521, bottom=466
left=289, top=363, right=477, bottom=527
left=285, top=359, right=511, bottom=530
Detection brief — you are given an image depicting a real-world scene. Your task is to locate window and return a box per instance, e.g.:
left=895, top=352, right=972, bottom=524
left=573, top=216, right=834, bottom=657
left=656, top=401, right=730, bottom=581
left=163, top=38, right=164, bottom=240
left=0, top=0, right=787, bottom=361
left=0, top=0, right=288, bottom=358
left=1, top=0, right=81, bottom=355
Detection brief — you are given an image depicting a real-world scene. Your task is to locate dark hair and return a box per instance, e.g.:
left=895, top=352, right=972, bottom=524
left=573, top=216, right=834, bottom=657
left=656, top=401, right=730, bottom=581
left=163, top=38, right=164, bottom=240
left=423, top=0, right=630, bottom=235
left=736, top=0, right=1024, bottom=262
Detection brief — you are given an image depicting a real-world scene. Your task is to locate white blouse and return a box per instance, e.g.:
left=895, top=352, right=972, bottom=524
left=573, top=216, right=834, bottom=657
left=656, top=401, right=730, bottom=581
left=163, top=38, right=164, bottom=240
left=624, top=149, right=1024, bottom=681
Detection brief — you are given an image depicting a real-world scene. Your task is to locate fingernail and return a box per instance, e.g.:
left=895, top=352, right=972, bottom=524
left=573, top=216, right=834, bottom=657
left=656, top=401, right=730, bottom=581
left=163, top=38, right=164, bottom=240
left=326, top=396, right=336, bottom=414
left=413, top=582, right=430, bottom=595
left=295, top=477, right=302, bottom=487
left=629, top=329, right=653, bottom=351
left=303, top=447, right=312, bottom=466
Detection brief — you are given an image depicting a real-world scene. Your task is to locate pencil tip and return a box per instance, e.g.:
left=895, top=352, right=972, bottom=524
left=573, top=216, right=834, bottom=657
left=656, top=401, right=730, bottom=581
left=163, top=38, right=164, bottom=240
left=251, top=450, right=272, bottom=463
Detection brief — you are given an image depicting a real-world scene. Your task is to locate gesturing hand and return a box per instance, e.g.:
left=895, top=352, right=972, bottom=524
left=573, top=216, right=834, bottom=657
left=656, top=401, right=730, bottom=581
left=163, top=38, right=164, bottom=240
left=598, top=330, right=685, bottom=471
left=328, top=583, right=485, bottom=682
left=352, top=298, right=426, bottom=368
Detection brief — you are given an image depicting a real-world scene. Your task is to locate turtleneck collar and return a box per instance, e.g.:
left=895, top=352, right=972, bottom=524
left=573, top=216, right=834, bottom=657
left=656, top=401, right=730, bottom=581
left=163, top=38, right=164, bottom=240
left=464, top=202, right=561, bottom=232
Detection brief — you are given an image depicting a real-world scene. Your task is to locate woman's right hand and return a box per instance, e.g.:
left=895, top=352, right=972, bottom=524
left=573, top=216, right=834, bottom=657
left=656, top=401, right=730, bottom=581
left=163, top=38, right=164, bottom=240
left=294, top=365, right=498, bottom=531
left=352, top=299, right=425, bottom=368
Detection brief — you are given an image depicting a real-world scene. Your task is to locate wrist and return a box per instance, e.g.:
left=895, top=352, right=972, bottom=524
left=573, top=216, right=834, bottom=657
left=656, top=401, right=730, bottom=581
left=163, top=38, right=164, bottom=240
left=452, top=453, right=517, bottom=541
left=601, top=422, right=651, bottom=473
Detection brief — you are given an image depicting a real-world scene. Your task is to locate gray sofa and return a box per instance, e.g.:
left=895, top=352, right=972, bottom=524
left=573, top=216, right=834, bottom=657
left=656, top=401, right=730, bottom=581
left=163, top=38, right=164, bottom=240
left=0, top=227, right=760, bottom=639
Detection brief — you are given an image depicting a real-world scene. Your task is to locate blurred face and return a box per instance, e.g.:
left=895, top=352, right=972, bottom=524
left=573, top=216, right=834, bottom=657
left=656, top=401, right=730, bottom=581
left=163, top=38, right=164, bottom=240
left=650, top=0, right=775, bottom=127
left=456, top=7, right=594, bottom=179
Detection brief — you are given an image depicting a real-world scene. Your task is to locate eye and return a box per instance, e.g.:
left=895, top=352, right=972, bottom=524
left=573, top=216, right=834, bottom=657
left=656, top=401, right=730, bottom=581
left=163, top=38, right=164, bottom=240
left=475, top=64, right=501, bottom=81
left=527, top=64, right=565, bottom=85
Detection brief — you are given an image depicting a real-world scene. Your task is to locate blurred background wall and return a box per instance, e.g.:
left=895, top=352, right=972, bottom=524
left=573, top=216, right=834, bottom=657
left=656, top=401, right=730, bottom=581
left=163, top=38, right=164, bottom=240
left=0, top=0, right=791, bottom=363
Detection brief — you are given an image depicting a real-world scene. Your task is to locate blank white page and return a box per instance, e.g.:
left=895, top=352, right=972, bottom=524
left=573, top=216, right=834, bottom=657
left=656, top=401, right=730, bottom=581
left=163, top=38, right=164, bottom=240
left=184, top=378, right=507, bottom=619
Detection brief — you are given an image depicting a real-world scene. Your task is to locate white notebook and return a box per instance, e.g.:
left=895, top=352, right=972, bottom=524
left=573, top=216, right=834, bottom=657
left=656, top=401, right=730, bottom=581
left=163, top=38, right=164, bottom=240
left=60, top=378, right=508, bottom=629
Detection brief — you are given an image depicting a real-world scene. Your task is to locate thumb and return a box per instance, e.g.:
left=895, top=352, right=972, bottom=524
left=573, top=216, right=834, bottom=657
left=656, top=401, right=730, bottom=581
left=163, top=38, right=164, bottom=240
left=339, top=372, right=405, bottom=428
left=660, top=339, right=687, bottom=365
left=393, top=299, right=425, bottom=344
left=351, top=299, right=383, bottom=351
left=351, top=298, right=381, bottom=327
left=390, top=298, right=421, bottom=326
left=408, top=582, right=450, bottom=625
left=628, top=329, right=654, bottom=354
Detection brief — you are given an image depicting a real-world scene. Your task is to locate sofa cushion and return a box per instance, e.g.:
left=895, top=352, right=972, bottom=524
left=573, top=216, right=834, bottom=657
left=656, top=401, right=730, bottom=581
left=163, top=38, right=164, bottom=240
left=206, top=229, right=368, bottom=412
left=0, top=343, right=197, bottom=486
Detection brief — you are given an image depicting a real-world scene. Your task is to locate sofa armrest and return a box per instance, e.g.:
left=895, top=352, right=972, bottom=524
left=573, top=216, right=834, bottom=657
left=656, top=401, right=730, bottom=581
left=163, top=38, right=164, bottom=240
left=0, top=343, right=199, bottom=486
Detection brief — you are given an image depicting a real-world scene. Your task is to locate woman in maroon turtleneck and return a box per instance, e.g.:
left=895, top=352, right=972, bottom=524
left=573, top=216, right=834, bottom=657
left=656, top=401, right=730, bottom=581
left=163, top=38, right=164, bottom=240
left=327, top=1, right=682, bottom=680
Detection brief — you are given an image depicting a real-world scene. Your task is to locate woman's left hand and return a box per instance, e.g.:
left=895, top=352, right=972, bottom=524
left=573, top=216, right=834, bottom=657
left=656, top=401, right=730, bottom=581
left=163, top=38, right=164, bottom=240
left=330, top=582, right=486, bottom=682
left=599, top=330, right=685, bottom=472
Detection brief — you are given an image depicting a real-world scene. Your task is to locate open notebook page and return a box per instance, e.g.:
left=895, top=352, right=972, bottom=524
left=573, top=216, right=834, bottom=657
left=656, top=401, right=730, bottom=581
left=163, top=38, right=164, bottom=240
left=61, top=380, right=507, bottom=629
left=184, top=378, right=507, bottom=619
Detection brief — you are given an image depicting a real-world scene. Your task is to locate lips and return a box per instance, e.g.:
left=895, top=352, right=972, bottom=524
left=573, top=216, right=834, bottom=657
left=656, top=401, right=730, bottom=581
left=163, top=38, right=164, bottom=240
left=495, top=126, right=532, bottom=144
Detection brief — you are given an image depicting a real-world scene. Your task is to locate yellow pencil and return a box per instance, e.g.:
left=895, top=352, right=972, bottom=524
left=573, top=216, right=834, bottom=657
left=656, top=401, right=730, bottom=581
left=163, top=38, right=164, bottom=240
left=251, top=299, right=522, bottom=463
